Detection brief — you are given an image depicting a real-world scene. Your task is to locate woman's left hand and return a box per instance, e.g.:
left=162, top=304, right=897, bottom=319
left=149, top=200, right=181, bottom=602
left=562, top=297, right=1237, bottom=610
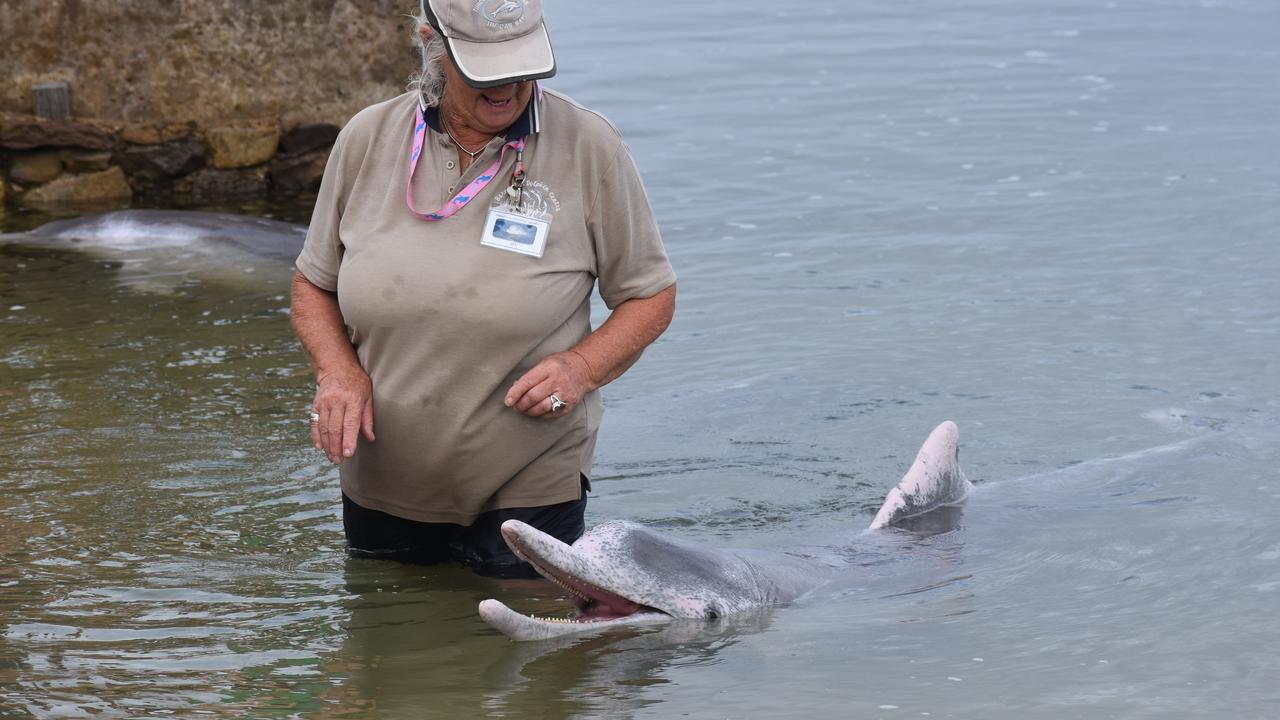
left=504, top=351, right=595, bottom=419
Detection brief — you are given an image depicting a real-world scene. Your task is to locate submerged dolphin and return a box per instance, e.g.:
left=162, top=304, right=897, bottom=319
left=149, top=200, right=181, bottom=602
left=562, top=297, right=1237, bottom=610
left=480, top=421, right=973, bottom=641
left=26, top=209, right=306, bottom=260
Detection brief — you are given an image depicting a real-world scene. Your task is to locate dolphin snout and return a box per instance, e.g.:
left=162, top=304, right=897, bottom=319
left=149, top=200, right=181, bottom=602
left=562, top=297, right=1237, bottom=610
left=500, top=518, right=575, bottom=566
left=500, top=519, right=527, bottom=546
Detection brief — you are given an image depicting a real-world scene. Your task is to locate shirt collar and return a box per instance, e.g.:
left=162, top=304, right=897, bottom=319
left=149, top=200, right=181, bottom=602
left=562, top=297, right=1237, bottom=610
left=419, top=82, right=542, bottom=139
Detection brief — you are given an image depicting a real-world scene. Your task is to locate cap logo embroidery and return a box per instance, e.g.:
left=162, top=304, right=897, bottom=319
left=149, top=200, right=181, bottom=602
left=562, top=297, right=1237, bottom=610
left=475, top=0, right=526, bottom=27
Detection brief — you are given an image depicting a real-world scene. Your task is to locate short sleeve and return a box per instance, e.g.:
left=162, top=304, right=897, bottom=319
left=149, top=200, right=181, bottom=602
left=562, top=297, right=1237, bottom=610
left=294, top=127, right=352, bottom=291
left=588, top=143, right=677, bottom=309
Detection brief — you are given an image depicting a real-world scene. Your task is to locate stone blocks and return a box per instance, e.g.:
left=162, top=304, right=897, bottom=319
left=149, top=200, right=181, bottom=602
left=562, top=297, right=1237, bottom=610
left=1, top=115, right=334, bottom=209
left=206, top=127, right=281, bottom=170
left=23, top=166, right=132, bottom=206
left=119, top=140, right=206, bottom=180
left=0, top=116, right=115, bottom=151
left=9, top=150, right=64, bottom=184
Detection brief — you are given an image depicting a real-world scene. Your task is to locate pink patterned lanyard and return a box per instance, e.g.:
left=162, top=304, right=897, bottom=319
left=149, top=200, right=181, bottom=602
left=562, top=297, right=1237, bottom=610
left=405, top=103, right=526, bottom=221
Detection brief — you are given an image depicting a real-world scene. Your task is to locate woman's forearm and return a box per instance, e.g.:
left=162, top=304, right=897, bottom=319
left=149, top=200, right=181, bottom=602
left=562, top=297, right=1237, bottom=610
left=291, top=271, right=375, bottom=462
left=289, top=271, right=361, bottom=380
left=503, top=283, right=676, bottom=416
left=572, top=283, right=677, bottom=391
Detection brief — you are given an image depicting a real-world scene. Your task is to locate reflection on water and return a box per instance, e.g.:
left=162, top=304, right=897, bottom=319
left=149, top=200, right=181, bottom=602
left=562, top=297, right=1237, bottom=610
left=3, top=0, right=1280, bottom=715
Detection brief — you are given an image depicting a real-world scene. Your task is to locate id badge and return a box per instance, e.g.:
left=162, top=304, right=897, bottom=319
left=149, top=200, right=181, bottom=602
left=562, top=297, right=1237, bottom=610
left=481, top=207, right=551, bottom=258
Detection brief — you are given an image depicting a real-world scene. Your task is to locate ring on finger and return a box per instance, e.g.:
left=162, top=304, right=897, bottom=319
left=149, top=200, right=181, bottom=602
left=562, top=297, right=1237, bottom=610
left=548, top=394, right=566, bottom=413
left=309, top=411, right=320, bottom=424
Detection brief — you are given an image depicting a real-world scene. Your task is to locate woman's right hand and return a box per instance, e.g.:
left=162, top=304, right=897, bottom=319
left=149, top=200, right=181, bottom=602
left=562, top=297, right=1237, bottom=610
left=311, top=365, right=376, bottom=464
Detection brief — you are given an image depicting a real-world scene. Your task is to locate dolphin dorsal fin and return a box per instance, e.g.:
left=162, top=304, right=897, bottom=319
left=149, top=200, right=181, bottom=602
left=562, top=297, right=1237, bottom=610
left=870, top=421, right=973, bottom=530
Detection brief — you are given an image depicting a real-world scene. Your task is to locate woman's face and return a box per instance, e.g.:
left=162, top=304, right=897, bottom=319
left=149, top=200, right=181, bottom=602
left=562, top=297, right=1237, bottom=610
left=441, top=59, right=533, bottom=136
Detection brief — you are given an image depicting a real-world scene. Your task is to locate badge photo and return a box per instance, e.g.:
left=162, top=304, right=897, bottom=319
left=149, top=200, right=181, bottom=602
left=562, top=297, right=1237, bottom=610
left=481, top=207, right=551, bottom=258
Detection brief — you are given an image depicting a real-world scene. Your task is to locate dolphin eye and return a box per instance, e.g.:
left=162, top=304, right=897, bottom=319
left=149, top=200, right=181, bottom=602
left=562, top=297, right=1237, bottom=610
left=706, top=608, right=720, bottom=620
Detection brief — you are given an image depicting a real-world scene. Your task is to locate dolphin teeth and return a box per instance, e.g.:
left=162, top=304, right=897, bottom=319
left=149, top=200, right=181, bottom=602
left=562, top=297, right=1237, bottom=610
left=548, top=575, right=590, bottom=601
left=531, top=615, right=585, bottom=624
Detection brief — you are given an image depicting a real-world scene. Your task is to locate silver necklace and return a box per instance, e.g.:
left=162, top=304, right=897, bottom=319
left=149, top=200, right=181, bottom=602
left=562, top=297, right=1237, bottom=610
left=442, top=116, right=487, bottom=159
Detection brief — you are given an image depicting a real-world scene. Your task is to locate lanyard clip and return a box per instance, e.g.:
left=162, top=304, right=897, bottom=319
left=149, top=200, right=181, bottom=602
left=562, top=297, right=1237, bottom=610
left=508, top=147, right=527, bottom=210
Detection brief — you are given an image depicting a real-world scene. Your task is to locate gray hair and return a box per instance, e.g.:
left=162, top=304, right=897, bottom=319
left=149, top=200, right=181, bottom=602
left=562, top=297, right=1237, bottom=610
left=407, top=14, right=449, bottom=108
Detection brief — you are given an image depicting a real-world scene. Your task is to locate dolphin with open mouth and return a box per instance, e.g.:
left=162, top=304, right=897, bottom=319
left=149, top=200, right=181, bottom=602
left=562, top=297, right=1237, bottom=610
left=479, top=420, right=973, bottom=641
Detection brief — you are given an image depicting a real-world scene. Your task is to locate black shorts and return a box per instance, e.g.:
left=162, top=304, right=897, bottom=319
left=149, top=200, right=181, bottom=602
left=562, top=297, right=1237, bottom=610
left=341, top=476, right=589, bottom=579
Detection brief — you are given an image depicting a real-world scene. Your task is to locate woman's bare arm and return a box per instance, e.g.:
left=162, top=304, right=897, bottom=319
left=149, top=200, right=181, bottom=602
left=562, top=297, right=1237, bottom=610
left=505, top=283, right=677, bottom=417
left=290, top=271, right=375, bottom=463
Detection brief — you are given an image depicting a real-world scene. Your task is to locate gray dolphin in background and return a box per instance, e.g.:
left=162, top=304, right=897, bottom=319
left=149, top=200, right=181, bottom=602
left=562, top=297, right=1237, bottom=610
left=480, top=421, right=973, bottom=641
left=26, top=209, right=306, bottom=260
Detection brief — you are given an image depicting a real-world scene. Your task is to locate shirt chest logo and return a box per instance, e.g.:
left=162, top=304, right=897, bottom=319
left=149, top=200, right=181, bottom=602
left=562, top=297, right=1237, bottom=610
left=512, top=179, right=560, bottom=218
left=489, top=178, right=559, bottom=219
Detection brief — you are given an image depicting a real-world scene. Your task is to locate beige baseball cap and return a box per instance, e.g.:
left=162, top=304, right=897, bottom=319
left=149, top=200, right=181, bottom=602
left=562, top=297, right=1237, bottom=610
left=422, top=0, right=557, bottom=88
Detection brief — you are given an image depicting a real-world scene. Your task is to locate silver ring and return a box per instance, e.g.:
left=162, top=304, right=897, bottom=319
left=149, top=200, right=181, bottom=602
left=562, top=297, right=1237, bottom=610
left=548, top=395, right=566, bottom=413
left=309, top=411, right=320, bottom=424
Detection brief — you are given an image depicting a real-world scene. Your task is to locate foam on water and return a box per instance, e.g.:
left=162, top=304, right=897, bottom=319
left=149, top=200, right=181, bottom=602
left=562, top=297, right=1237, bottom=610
left=47, top=217, right=206, bottom=250
left=23, top=209, right=306, bottom=258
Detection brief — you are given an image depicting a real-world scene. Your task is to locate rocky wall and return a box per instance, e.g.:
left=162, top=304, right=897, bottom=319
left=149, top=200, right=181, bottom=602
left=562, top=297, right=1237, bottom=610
left=0, top=0, right=419, bottom=208
left=0, top=115, right=345, bottom=206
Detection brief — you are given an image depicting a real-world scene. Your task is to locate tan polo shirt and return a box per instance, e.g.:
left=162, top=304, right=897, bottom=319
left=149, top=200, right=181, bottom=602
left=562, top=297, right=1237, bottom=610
left=296, top=89, right=675, bottom=525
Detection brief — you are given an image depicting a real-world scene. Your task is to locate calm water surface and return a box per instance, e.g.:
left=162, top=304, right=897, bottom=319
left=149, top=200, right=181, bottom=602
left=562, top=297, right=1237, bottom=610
left=3, top=0, right=1278, bottom=716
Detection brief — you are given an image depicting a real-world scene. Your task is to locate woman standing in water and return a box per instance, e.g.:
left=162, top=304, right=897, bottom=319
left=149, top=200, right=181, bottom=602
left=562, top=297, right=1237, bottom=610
left=290, top=0, right=676, bottom=577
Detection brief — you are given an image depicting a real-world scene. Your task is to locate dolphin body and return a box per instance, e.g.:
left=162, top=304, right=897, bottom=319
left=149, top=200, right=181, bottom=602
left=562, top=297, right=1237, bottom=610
left=480, top=421, right=973, bottom=641
left=25, top=209, right=307, bottom=260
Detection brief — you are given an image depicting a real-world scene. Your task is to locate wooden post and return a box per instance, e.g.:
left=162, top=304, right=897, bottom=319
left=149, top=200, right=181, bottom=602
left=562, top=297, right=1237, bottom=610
left=33, top=82, right=71, bottom=120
